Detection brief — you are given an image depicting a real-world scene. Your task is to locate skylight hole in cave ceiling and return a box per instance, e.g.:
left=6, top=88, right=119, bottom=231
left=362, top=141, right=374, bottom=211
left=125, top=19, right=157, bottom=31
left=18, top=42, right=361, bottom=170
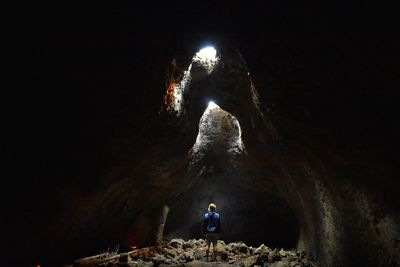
left=193, top=46, right=219, bottom=74
left=170, top=47, right=220, bottom=115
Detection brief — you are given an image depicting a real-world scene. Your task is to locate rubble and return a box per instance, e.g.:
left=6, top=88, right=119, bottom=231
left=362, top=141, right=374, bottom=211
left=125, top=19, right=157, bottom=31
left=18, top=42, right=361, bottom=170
left=74, top=239, right=321, bottom=267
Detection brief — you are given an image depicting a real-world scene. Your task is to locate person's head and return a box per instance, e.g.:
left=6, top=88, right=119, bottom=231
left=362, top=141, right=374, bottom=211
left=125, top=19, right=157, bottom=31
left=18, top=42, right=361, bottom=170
left=208, top=203, right=216, bottom=212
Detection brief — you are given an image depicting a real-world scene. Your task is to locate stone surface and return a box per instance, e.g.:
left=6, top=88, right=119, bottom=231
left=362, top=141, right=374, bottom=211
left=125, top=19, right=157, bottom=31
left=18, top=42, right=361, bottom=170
left=193, top=249, right=206, bottom=260
left=89, top=239, right=320, bottom=267
left=255, top=244, right=271, bottom=255
left=242, top=255, right=258, bottom=267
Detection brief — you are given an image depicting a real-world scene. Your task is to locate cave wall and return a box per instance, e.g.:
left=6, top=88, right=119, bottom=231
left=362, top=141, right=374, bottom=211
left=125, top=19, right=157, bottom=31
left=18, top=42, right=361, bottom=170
left=129, top=45, right=400, bottom=266
left=6, top=7, right=400, bottom=267
left=8, top=41, right=399, bottom=267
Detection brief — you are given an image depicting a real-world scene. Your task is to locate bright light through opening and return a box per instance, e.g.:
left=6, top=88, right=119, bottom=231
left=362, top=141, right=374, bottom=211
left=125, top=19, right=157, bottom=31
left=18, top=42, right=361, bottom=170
left=208, top=101, right=218, bottom=109
left=197, top=47, right=217, bottom=61
left=193, top=46, right=219, bottom=74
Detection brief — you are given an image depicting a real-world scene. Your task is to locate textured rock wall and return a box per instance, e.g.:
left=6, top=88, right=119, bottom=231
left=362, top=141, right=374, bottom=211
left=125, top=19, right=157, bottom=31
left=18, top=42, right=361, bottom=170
left=156, top=44, right=400, bottom=266
left=12, top=40, right=399, bottom=267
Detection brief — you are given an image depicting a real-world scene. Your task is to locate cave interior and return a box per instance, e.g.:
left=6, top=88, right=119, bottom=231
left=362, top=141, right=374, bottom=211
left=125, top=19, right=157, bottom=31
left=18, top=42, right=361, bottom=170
left=5, top=5, right=400, bottom=267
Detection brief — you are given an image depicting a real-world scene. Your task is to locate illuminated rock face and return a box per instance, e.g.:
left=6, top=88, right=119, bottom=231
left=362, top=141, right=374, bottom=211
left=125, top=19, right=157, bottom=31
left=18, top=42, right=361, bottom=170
left=189, top=102, right=244, bottom=166
left=18, top=43, right=400, bottom=267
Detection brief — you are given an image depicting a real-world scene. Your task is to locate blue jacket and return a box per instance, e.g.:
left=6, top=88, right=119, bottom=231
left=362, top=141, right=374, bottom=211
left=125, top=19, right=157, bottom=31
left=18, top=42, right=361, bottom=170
left=203, top=211, right=221, bottom=233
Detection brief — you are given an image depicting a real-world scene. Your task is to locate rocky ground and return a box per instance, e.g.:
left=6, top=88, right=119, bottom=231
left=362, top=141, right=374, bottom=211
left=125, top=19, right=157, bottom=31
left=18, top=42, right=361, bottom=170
left=79, top=239, right=320, bottom=267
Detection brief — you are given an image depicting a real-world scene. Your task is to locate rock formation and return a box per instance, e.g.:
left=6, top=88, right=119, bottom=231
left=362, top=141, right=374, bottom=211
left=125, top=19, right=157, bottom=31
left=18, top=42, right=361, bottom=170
left=73, top=239, right=320, bottom=267
left=9, top=37, right=400, bottom=267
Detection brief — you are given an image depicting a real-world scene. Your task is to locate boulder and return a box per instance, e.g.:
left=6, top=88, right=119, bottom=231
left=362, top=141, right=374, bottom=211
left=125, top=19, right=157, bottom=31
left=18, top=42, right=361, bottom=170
left=238, top=244, right=249, bottom=254
left=152, top=254, right=167, bottom=265
left=255, top=244, right=271, bottom=255
left=279, top=248, right=287, bottom=258
left=270, top=253, right=282, bottom=262
left=194, top=249, right=206, bottom=260
left=218, top=249, right=229, bottom=261
left=169, top=239, right=185, bottom=249
left=242, top=255, right=258, bottom=267
left=179, top=251, right=194, bottom=262
left=269, top=248, right=281, bottom=262
left=182, top=242, right=193, bottom=250
left=256, top=253, right=269, bottom=264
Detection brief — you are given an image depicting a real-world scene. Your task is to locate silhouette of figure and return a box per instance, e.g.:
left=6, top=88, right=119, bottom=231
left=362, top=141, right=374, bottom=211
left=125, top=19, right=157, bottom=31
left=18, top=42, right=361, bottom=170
left=203, top=203, right=221, bottom=261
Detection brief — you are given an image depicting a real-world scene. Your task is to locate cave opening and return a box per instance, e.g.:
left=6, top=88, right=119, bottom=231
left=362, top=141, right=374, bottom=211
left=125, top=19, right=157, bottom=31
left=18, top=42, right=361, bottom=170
left=164, top=101, right=300, bottom=249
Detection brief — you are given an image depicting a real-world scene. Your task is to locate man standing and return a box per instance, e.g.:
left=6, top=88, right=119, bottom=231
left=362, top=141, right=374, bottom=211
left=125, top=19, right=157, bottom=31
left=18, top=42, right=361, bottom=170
left=203, top=203, right=221, bottom=261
